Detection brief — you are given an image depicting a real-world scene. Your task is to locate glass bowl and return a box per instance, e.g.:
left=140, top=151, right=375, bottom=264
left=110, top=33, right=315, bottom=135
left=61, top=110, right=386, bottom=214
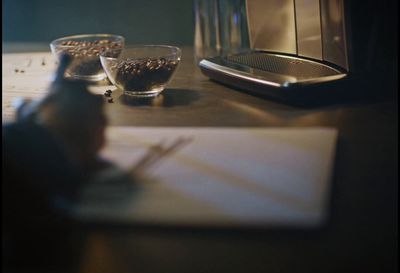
left=100, top=45, right=181, bottom=97
left=50, top=34, right=125, bottom=81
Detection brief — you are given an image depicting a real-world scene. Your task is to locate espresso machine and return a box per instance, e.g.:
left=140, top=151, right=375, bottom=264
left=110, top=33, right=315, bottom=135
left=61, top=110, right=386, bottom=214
left=196, top=0, right=390, bottom=105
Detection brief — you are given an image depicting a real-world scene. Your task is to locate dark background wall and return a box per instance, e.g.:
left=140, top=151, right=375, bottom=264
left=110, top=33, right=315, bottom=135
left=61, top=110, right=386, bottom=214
left=2, top=0, right=194, bottom=46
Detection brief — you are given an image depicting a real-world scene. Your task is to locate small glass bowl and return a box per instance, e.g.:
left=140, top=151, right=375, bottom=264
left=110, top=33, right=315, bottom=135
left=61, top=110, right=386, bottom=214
left=100, top=45, right=181, bottom=97
left=50, top=34, right=125, bottom=81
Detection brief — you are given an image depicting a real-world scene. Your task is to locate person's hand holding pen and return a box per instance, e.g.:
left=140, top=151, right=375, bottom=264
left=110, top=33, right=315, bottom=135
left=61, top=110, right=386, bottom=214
left=14, top=54, right=107, bottom=171
left=12, top=54, right=191, bottom=184
left=2, top=54, right=109, bottom=271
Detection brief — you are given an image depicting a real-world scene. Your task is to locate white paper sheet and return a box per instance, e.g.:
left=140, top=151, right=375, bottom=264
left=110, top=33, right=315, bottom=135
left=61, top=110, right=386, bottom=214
left=74, top=126, right=338, bottom=228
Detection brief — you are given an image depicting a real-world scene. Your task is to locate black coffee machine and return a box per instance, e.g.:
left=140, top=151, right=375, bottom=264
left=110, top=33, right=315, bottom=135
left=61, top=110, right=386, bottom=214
left=197, top=0, right=397, bottom=105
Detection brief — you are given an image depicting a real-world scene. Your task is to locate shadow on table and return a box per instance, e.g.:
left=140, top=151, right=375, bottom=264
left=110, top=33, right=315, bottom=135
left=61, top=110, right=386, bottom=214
left=118, top=88, right=201, bottom=108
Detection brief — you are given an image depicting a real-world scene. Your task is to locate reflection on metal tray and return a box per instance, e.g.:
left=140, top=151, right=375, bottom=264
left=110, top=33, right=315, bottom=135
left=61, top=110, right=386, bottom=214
left=200, top=52, right=347, bottom=88
left=226, top=52, right=343, bottom=80
left=199, top=52, right=350, bottom=105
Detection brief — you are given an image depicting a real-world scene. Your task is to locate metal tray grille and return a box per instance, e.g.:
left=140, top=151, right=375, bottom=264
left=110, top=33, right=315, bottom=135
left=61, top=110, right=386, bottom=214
left=226, top=52, right=341, bottom=80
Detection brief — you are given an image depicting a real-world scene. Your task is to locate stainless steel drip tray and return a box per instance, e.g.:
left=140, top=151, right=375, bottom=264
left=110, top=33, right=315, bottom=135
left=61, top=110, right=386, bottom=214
left=200, top=52, right=347, bottom=88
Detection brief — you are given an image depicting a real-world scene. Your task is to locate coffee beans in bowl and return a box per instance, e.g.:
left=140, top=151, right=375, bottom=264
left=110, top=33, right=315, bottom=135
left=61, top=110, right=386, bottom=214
left=50, top=34, right=125, bottom=81
left=100, top=45, right=181, bottom=97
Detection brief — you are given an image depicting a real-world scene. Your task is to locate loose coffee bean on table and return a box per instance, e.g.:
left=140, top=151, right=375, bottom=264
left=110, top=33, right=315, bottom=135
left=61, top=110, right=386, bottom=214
left=112, top=57, right=178, bottom=91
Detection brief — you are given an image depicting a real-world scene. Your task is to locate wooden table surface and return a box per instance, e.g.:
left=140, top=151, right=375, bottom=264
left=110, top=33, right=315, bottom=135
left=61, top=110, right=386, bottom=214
left=2, top=46, right=398, bottom=273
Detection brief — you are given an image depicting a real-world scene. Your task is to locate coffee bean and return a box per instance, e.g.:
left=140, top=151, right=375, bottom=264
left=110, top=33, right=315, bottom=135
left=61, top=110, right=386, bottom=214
left=113, top=57, right=178, bottom=91
left=57, top=39, right=123, bottom=77
left=59, top=39, right=123, bottom=58
left=158, top=58, right=166, bottom=66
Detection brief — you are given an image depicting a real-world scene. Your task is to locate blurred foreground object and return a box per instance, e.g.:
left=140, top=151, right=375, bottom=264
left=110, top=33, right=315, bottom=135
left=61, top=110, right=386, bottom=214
left=15, top=54, right=107, bottom=169
left=2, top=54, right=107, bottom=272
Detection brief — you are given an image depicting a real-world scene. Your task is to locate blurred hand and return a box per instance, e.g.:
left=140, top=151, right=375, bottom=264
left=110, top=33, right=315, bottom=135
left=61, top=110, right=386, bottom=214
left=15, top=54, right=107, bottom=169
